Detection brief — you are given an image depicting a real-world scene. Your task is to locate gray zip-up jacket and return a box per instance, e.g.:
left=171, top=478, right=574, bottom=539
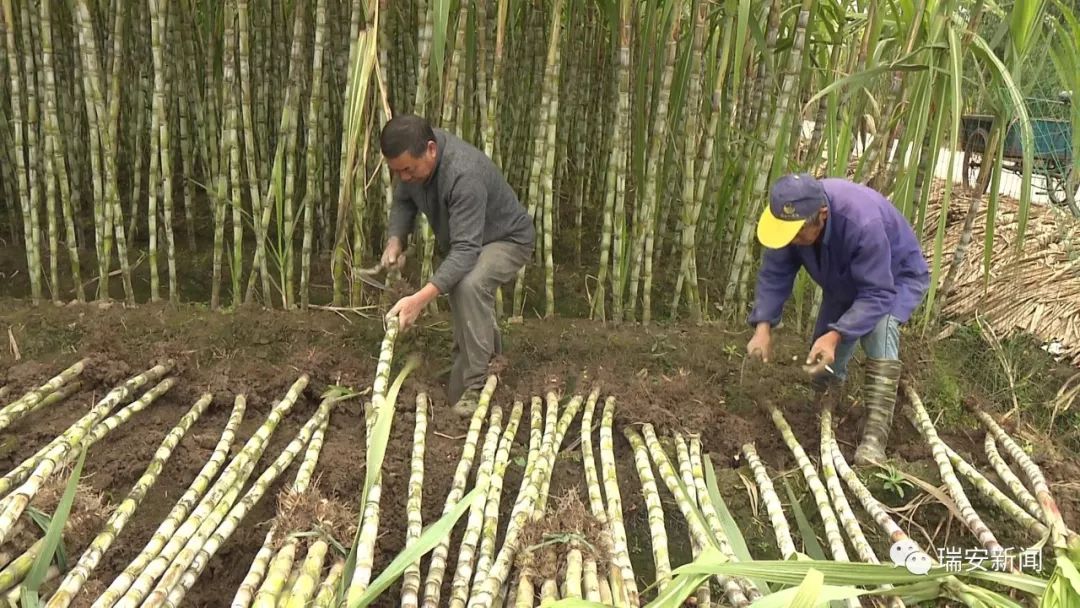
left=388, top=128, right=535, bottom=294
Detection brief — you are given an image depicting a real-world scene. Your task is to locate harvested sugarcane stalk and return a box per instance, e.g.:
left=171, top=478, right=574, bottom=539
left=639, top=424, right=753, bottom=606
left=943, top=443, right=1049, bottom=539
left=741, top=443, right=797, bottom=559
left=675, top=433, right=711, bottom=608
left=468, top=394, right=562, bottom=607
left=250, top=415, right=333, bottom=608
left=829, top=432, right=923, bottom=552
left=623, top=426, right=671, bottom=590
left=984, top=433, right=1044, bottom=523
left=2, top=373, right=174, bottom=497
left=513, top=567, right=535, bottom=608
left=0, top=478, right=108, bottom=595
left=902, top=384, right=1005, bottom=556
left=580, top=391, right=630, bottom=606
left=536, top=393, right=584, bottom=515
left=146, top=394, right=335, bottom=607
left=44, top=392, right=217, bottom=608
left=599, top=397, right=636, bottom=606
left=0, top=358, right=87, bottom=431
left=94, top=394, right=246, bottom=608
left=767, top=404, right=850, bottom=561
left=449, top=404, right=504, bottom=608
left=821, top=407, right=905, bottom=608
left=0, top=379, right=82, bottom=437
left=473, top=400, right=525, bottom=592
left=311, top=559, right=344, bottom=607
left=400, top=393, right=430, bottom=608
left=970, top=403, right=1078, bottom=548
left=95, top=376, right=308, bottom=608
left=420, top=375, right=497, bottom=608
left=0, top=361, right=175, bottom=546
left=343, top=316, right=407, bottom=604
left=820, top=407, right=880, bottom=564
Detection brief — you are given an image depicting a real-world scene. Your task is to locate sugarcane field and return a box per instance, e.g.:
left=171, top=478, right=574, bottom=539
left=6, top=0, right=1080, bottom=606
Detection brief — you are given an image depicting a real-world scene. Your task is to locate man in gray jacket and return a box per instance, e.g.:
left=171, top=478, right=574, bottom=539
left=379, top=114, right=535, bottom=413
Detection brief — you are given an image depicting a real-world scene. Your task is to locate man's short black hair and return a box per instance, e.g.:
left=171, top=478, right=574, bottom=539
left=380, top=114, right=436, bottom=158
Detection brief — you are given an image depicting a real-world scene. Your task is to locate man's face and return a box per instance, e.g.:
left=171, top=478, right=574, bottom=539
left=386, top=141, right=438, bottom=184
left=790, top=207, right=828, bottom=246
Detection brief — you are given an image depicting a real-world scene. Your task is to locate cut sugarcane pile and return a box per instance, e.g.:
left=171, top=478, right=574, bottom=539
left=3, top=320, right=1080, bottom=607
left=0, top=358, right=357, bottom=607
left=325, top=318, right=1080, bottom=607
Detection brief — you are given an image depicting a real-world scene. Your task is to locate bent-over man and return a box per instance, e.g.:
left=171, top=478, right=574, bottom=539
left=746, top=173, right=930, bottom=465
left=380, top=114, right=535, bottom=414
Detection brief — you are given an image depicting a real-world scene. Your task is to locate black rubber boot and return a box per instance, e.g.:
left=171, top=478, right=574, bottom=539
left=854, top=358, right=903, bottom=466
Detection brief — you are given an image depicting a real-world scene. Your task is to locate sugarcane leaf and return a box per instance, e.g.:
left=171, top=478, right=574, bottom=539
left=547, top=601, right=611, bottom=608
left=346, top=485, right=482, bottom=608
left=644, top=570, right=712, bottom=607
left=969, top=32, right=1034, bottom=250
left=746, top=569, right=872, bottom=608
left=19, top=447, right=86, bottom=608
left=672, top=552, right=957, bottom=586
left=782, top=476, right=828, bottom=560
left=965, top=568, right=1050, bottom=596
left=704, top=453, right=771, bottom=594
left=1055, top=554, right=1080, bottom=596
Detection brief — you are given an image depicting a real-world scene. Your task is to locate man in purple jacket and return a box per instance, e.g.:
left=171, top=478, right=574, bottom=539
left=746, top=173, right=930, bottom=465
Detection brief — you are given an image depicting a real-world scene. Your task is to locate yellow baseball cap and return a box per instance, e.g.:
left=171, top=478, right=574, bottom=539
left=756, top=173, right=827, bottom=249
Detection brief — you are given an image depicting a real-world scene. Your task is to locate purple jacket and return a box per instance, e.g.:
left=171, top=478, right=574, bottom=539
left=748, top=179, right=930, bottom=342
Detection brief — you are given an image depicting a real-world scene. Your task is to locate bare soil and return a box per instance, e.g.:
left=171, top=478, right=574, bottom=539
left=1, top=298, right=1078, bottom=606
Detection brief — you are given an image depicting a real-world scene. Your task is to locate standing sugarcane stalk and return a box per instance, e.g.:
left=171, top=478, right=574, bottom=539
left=301, top=0, right=329, bottom=309
left=237, top=0, right=270, bottom=304
left=401, top=392, right=429, bottom=608
left=44, top=393, right=215, bottom=608
left=902, top=384, right=1004, bottom=556
left=984, top=434, right=1045, bottom=524
left=4, top=0, right=40, bottom=304
left=741, top=443, right=798, bottom=559
left=422, top=375, right=497, bottom=608
left=639, top=424, right=754, bottom=606
left=589, top=0, right=630, bottom=323
left=767, top=404, right=851, bottom=562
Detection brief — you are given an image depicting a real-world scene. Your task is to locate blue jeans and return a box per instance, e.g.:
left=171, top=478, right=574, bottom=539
left=830, top=315, right=900, bottom=381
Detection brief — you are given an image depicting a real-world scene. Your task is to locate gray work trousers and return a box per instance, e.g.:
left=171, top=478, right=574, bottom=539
left=447, top=240, right=533, bottom=405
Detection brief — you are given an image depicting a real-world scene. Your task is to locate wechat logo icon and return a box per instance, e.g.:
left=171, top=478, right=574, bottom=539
left=890, top=539, right=932, bottom=575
